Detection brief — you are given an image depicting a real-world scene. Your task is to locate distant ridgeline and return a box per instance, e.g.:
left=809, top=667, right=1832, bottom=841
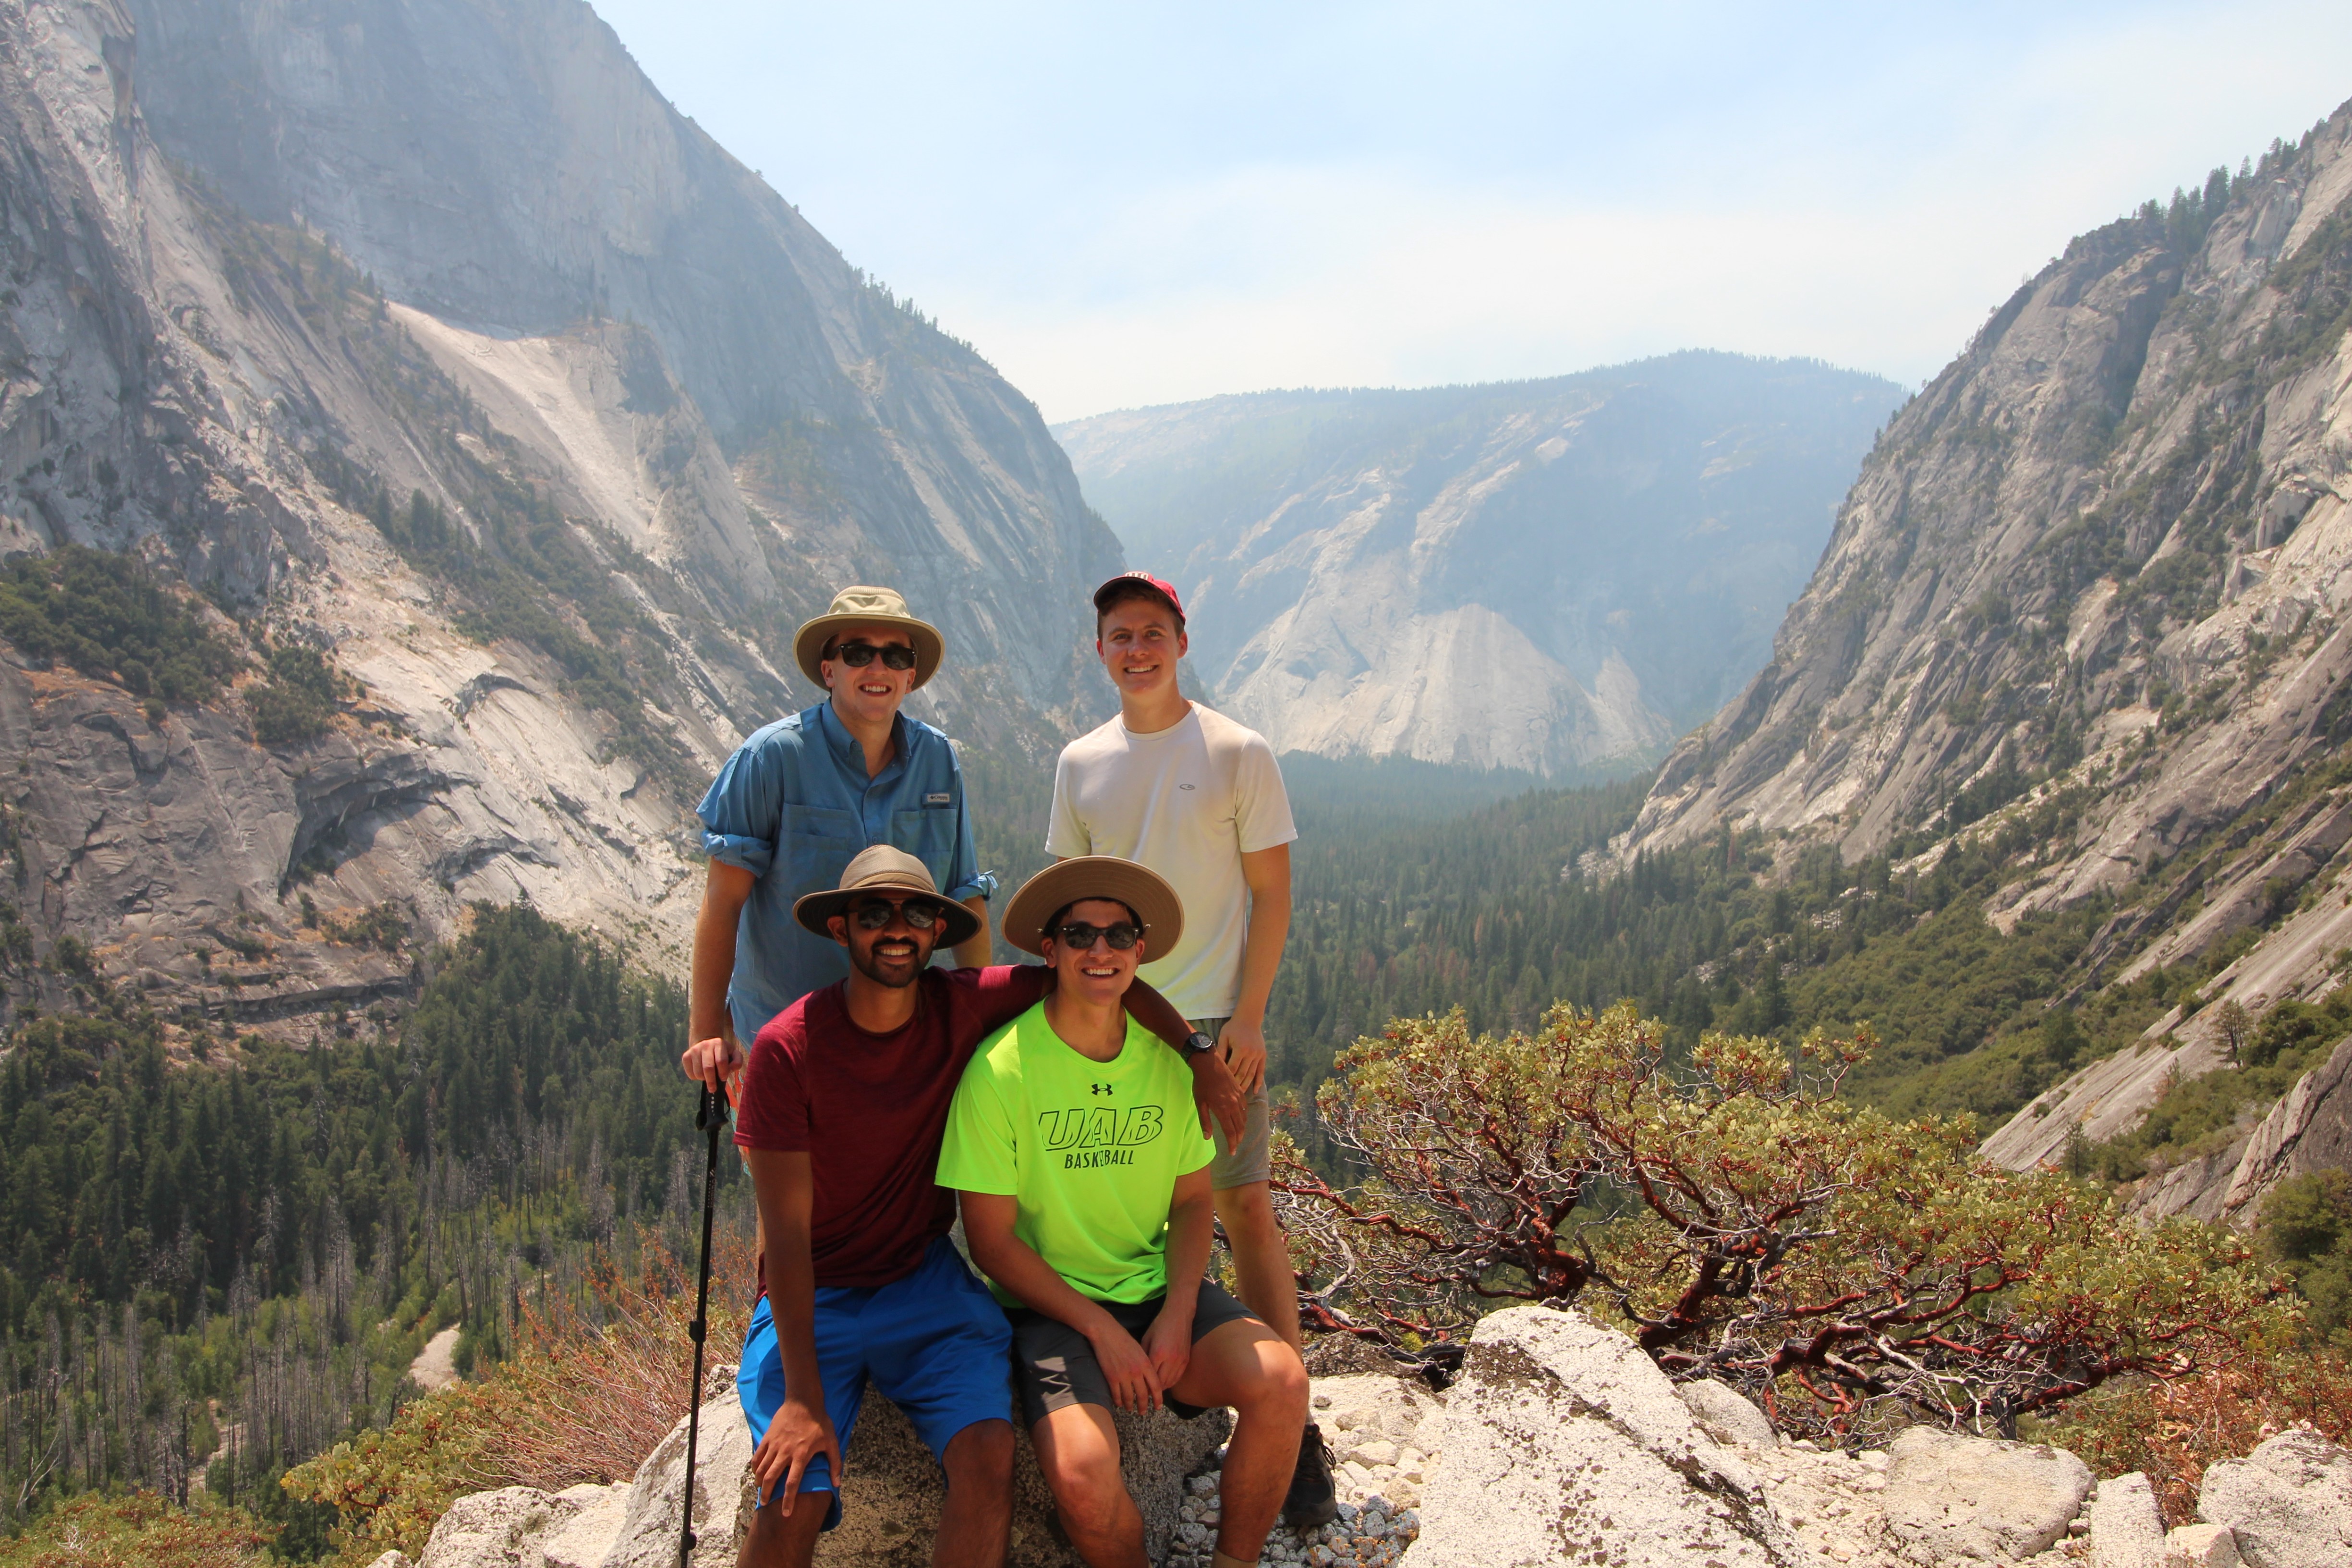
left=1058, top=353, right=1906, bottom=778
left=0, top=907, right=724, bottom=1542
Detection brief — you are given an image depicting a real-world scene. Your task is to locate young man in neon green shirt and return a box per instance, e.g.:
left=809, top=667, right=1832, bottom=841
left=939, top=858, right=1309, bottom=1568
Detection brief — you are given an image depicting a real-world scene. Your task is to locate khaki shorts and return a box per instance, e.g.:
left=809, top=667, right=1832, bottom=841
left=1190, top=1016, right=1271, bottom=1189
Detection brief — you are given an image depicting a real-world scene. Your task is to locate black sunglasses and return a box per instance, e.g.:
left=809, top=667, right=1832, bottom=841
left=828, top=641, right=918, bottom=671
left=1052, top=921, right=1142, bottom=951
left=849, top=898, right=940, bottom=931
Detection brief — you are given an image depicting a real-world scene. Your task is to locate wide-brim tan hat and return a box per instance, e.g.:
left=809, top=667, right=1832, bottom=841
left=793, top=586, right=945, bottom=691
left=1001, top=856, right=1184, bottom=959
left=792, top=844, right=981, bottom=947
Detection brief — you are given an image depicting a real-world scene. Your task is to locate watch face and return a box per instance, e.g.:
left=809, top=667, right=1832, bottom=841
left=1186, top=1031, right=1219, bottom=1056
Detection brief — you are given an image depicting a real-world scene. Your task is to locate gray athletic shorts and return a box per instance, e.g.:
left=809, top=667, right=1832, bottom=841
left=1190, top=1017, right=1271, bottom=1188
left=1009, top=1279, right=1260, bottom=1427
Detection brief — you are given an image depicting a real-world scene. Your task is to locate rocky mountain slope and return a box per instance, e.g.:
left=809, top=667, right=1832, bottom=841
left=0, top=0, right=1118, bottom=1041
left=1616, top=97, right=2352, bottom=1195
left=1056, top=356, right=1902, bottom=777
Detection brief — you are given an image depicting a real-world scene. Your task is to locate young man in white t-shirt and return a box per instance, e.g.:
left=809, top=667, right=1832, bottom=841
left=1045, top=571, right=1336, bottom=1528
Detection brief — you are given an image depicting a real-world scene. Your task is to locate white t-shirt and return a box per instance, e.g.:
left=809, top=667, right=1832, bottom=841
left=1046, top=703, right=1297, bottom=1020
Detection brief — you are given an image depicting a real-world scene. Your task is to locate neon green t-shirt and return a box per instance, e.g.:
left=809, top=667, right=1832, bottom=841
left=937, top=999, right=1214, bottom=1305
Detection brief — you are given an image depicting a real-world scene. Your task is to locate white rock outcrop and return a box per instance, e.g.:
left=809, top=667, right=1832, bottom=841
left=1879, top=1425, right=2095, bottom=1566
left=412, top=1378, right=1229, bottom=1568
left=2196, top=1429, right=2352, bottom=1568
left=542, top=1483, right=630, bottom=1568
left=1403, top=1304, right=1800, bottom=1568
left=2086, top=1471, right=2167, bottom=1568
left=2163, top=1522, right=2244, bottom=1567
left=1680, top=1377, right=1782, bottom=1451
left=813, top=1386, right=1229, bottom=1567
left=400, top=1328, right=2352, bottom=1568
left=596, top=1387, right=758, bottom=1568
left=417, top=1486, right=573, bottom=1568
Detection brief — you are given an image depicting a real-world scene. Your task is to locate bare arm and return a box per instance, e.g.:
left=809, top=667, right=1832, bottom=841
left=742, top=1148, right=841, bottom=1510
left=1220, top=842, right=1292, bottom=1094
left=1125, top=975, right=1245, bottom=1144
left=953, top=893, right=992, bottom=970
left=683, top=860, right=756, bottom=1090
left=1141, top=1167, right=1217, bottom=1390
left=960, top=1189, right=1164, bottom=1415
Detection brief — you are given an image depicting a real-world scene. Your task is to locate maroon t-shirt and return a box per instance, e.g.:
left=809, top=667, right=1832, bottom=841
left=734, top=964, right=1052, bottom=1288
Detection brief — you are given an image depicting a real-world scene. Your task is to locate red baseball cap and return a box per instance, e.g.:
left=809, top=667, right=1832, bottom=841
left=1091, top=570, right=1185, bottom=623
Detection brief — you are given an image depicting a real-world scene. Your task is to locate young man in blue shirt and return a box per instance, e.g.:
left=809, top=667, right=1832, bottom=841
left=687, top=585, right=994, bottom=1079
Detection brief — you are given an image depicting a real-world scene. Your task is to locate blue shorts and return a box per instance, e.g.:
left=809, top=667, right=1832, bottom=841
left=737, top=1234, right=1014, bottom=1531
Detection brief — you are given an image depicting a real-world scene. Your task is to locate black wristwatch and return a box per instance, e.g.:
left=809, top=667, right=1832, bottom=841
left=1181, top=1030, right=1220, bottom=1059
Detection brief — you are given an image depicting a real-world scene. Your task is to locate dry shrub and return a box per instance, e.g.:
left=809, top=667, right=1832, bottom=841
left=2045, top=1347, right=2352, bottom=1524
left=490, top=1224, right=761, bottom=1489
left=285, top=1220, right=758, bottom=1564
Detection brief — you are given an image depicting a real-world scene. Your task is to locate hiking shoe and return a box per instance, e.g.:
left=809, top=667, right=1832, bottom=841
left=1282, top=1421, right=1339, bottom=1528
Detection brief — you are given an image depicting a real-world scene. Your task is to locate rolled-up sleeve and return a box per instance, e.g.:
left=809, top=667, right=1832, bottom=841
left=697, top=739, right=781, bottom=877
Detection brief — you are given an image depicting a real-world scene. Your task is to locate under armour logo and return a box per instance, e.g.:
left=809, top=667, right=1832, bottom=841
left=1179, top=783, right=1195, bottom=790
left=1091, top=1082, right=1113, bottom=1096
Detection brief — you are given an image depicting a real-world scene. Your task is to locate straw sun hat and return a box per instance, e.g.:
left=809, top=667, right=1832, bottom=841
left=1000, top=857, right=1185, bottom=959
left=791, top=845, right=981, bottom=947
left=792, top=585, right=945, bottom=690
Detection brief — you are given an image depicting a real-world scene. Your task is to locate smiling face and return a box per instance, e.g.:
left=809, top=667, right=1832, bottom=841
left=829, top=894, right=941, bottom=990
left=820, top=620, right=919, bottom=729
left=1039, top=896, right=1146, bottom=1008
left=1095, top=596, right=1186, bottom=705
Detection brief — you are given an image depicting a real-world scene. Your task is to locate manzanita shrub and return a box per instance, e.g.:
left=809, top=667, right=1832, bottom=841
left=1272, top=1001, right=2295, bottom=1442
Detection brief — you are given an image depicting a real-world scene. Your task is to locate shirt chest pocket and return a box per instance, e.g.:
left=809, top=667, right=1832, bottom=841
left=782, top=804, right=858, bottom=891
left=891, top=804, right=957, bottom=879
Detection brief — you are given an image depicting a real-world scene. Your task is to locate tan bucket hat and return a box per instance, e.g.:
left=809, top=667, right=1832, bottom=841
left=793, top=586, right=945, bottom=691
left=1001, top=856, right=1184, bottom=959
left=792, top=844, right=981, bottom=946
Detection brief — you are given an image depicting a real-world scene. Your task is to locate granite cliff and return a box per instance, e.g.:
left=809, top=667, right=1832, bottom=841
left=1615, top=97, right=2352, bottom=1199
left=1057, top=357, right=1901, bottom=778
left=0, top=0, right=1118, bottom=1042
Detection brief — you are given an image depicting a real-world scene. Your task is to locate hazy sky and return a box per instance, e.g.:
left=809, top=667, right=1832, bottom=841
left=592, top=1, right=2352, bottom=422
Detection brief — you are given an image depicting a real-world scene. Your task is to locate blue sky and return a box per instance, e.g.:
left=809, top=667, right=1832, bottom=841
left=592, top=1, right=2352, bottom=421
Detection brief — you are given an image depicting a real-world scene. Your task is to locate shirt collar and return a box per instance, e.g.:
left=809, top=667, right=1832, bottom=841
left=812, top=699, right=910, bottom=780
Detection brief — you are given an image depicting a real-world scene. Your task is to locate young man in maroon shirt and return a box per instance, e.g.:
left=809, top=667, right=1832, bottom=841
left=682, top=846, right=1243, bottom=1568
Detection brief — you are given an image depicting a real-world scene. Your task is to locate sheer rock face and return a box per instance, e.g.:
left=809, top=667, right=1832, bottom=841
left=123, top=0, right=1121, bottom=729
left=1626, top=100, right=2352, bottom=884
left=2116, top=1034, right=2352, bottom=1228
left=1611, top=98, right=2352, bottom=1159
left=0, top=0, right=1119, bottom=1029
left=1057, top=356, right=1902, bottom=778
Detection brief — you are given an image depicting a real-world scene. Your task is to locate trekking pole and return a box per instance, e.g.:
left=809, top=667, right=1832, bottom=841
left=679, top=1082, right=731, bottom=1568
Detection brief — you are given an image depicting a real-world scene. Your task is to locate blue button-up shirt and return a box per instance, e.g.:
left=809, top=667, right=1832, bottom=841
left=697, top=702, right=989, bottom=1041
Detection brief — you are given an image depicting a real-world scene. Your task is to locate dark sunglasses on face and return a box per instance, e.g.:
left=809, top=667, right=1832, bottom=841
left=1053, top=921, right=1141, bottom=951
left=828, top=641, right=918, bottom=671
left=850, top=898, right=939, bottom=931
